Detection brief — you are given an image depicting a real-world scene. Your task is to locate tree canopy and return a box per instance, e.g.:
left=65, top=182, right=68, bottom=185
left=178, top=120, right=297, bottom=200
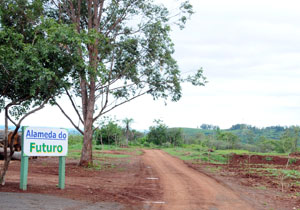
left=0, top=0, right=76, bottom=184
left=147, top=120, right=183, bottom=146
left=42, top=0, right=206, bottom=166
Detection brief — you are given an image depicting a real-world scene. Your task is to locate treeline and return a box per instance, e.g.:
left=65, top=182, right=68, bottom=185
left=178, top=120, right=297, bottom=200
left=183, top=123, right=300, bottom=153
left=91, top=120, right=299, bottom=153
left=192, top=124, right=294, bottom=142
left=93, top=118, right=183, bottom=147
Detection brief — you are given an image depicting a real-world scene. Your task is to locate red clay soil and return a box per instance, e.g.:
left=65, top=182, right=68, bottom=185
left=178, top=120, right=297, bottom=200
left=230, top=154, right=300, bottom=166
left=290, top=152, right=300, bottom=157
left=0, top=150, right=162, bottom=209
left=143, top=150, right=254, bottom=210
left=187, top=155, right=300, bottom=210
left=1, top=150, right=300, bottom=210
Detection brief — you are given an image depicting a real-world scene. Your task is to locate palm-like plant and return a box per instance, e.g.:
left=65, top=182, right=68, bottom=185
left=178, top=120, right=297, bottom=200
left=122, top=118, right=134, bottom=145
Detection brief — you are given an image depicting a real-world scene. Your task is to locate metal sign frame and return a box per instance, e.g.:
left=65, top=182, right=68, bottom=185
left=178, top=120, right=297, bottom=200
left=20, top=126, right=68, bottom=190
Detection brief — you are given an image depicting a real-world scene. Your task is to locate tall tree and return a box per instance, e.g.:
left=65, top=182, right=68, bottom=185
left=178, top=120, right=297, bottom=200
left=217, top=131, right=240, bottom=149
left=147, top=119, right=168, bottom=145
left=47, top=0, right=206, bottom=166
left=0, top=0, right=75, bottom=185
left=167, top=128, right=183, bottom=146
left=122, top=118, right=133, bottom=145
left=94, top=117, right=123, bottom=145
left=280, top=126, right=299, bottom=153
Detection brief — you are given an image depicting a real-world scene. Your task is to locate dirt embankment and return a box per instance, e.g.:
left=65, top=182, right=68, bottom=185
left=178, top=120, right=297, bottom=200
left=187, top=153, right=300, bottom=210
left=230, top=154, right=300, bottom=166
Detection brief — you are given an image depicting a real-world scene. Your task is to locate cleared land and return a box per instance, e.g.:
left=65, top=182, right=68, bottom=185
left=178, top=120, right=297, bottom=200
left=0, top=148, right=299, bottom=209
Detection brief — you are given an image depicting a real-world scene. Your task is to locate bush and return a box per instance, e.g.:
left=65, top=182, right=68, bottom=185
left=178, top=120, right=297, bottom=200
left=203, top=139, right=231, bottom=150
left=68, top=135, right=83, bottom=146
left=235, top=143, right=259, bottom=152
left=162, top=142, right=172, bottom=147
left=289, top=158, right=297, bottom=165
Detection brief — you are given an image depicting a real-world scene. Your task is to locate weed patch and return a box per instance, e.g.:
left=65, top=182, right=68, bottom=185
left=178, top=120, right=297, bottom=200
left=93, top=153, right=130, bottom=159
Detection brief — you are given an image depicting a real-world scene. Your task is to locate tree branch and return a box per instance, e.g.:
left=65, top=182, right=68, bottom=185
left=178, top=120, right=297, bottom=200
left=55, top=101, right=84, bottom=135
left=68, top=0, right=77, bottom=23
left=76, top=0, right=81, bottom=24
left=17, top=99, right=50, bottom=126
left=93, top=90, right=149, bottom=122
left=104, top=1, right=132, bottom=36
left=64, top=88, right=84, bottom=124
left=97, top=0, right=105, bottom=32
left=7, top=115, right=17, bottom=127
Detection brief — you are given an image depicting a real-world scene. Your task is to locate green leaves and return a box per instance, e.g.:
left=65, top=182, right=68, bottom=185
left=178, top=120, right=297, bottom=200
left=147, top=120, right=183, bottom=146
left=0, top=0, right=76, bottom=118
left=185, top=68, right=207, bottom=86
left=45, top=0, right=204, bottom=106
left=94, top=117, right=123, bottom=145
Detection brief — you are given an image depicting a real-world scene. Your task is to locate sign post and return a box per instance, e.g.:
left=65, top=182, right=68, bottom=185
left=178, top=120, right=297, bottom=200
left=59, top=156, right=66, bottom=189
left=20, top=126, right=68, bottom=190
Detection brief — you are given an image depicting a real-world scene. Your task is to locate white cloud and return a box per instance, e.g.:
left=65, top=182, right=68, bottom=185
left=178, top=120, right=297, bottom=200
left=2, top=0, right=300, bottom=130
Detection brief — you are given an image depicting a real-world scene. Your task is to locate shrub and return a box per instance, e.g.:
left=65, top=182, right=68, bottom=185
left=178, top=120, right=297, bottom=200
left=68, top=135, right=83, bottom=146
left=289, top=158, right=297, bottom=165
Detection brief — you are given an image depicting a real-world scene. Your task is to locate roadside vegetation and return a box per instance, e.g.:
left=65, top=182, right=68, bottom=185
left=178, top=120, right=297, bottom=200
left=66, top=118, right=300, bottom=202
left=67, top=119, right=300, bottom=169
left=68, top=119, right=300, bottom=155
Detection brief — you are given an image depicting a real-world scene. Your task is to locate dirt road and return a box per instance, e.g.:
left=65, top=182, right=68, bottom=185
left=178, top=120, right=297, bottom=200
left=143, top=150, right=254, bottom=210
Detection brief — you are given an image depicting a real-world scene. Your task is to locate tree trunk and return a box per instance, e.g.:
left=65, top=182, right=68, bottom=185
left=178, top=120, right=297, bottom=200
left=100, top=133, right=103, bottom=150
left=0, top=148, right=21, bottom=160
left=0, top=106, right=15, bottom=185
left=0, top=101, right=46, bottom=184
left=125, top=131, right=129, bottom=146
left=79, top=120, right=93, bottom=166
left=295, top=135, right=298, bottom=152
left=79, top=78, right=96, bottom=167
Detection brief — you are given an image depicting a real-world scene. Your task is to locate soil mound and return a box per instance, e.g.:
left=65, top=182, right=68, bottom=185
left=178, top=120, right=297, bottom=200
left=230, top=154, right=300, bottom=166
left=290, top=152, right=300, bottom=157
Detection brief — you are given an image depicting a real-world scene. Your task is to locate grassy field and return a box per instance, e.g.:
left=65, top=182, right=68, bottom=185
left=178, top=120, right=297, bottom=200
left=67, top=135, right=142, bottom=159
left=163, top=146, right=289, bottom=164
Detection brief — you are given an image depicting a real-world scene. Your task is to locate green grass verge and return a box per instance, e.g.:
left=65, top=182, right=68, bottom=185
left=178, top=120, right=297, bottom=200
left=163, top=147, right=229, bottom=164
left=163, top=146, right=289, bottom=164
left=68, top=138, right=142, bottom=159
left=93, top=153, right=130, bottom=158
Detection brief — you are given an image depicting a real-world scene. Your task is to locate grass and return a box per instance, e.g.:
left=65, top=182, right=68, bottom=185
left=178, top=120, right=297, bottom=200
left=163, top=146, right=291, bottom=165
left=163, top=147, right=229, bottom=164
left=86, top=160, right=117, bottom=170
left=256, top=185, right=267, bottom=190
left=205, top=165, right=222, bottom=173
left=93, top=152, right=130, bottom=158
left=67, top=134, right=143, bottom=159
left=163, top=145, right=300, bottom=198
left=67, top=150, right=81, bottom=159
left=68, top=148, right=132, bottom=159
left=265, top=157, right=273, bottom=161
left=215, top=149, right=289, bottom=156
left=289, top=158, right=297, bottom=164
left=164, top=147, right=231, bottom=164
left=252, top=168, right=300, bottom=179
left=225, top=163, right=300, bottom=180
left=67, top=137, right=135, bottom=171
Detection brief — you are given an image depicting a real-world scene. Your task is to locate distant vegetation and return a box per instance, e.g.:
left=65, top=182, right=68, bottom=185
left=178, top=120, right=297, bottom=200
left=3, top=121, right=299, bottom=155
left=182, top=124, right=288, bottom=141
left=68, top=121, right=299, bottom=155
left=180, top=124, right=299, bottom=153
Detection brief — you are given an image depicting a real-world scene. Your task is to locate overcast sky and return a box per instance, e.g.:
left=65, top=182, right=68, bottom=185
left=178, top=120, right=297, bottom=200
left=2, top=0, right=300, bottom=130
